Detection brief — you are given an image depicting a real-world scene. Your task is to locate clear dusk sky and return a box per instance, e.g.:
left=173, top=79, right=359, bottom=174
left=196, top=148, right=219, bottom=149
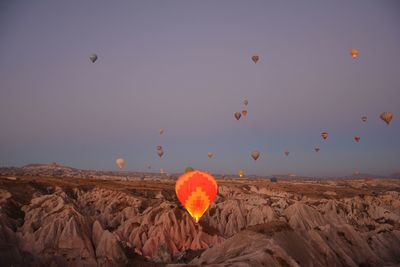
left=1, top=1, right=399, bottom=176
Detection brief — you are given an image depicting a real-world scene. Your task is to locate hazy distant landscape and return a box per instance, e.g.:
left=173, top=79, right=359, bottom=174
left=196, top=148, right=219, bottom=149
left=1, top=163, right=399, bottom=267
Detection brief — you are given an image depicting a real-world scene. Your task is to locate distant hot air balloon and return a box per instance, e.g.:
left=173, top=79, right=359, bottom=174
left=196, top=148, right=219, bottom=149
left=156, top=145, right=163, bottom=151
left=354, top=136, right=361, bottom=142
left=160, top=168, right=165, bottom=174
left=315, top=147, right=320, bottom=153
left=251, top=150, right=260, bottom=161
left=238, top=169, right=244, bottom=177
left=361, top=116, right=367, bottom=122
left=284, top=150, right=289, bottom=156
left=380, top=112, right=393, bottom=125
left=184, top=166, right=194, bottom=173
left=115, top=158, right=125, bottom=169
left=242, top=110, right=248, bottom=116
left=89, top=54, right=98, bottom=63
left=321, top=132, right=328, bottom=140
left=251, top=54, right=259, bottom=64
left=350, top=48, right=359, bottom=59
left=244, top=99, right=248, bottom=106
left=234, top=112, right=242, bottom=120
left=159, top=128, right=164, bottom=135
left=175, top=170, right=218, bottom=223
left=207, top=152, right=214, bottom=159
left=157, top=150, right=164, bottom=158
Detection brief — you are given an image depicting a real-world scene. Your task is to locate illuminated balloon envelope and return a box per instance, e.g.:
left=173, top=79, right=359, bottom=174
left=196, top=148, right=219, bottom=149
left=115, top=158, right=125, bottom=169
left=251, top=54, right=259, bottom=64
left=321, top=132, right=328, bottom=140
left=175, top=170, right=218, bottom=223
left=207, top=152, right=214, bottom=158
left=251, top=150, right=260, bottom=161
left=89, top=54, right=98, bottom=63
left=354, top=136, right=361, bottom=142
left=350, top=48, right=359, bottom=59
left=234, top=112, right=241, bottom=120
left=238, top=169, right=244, bottom=177
left=380, top=112, right=393, bottom=125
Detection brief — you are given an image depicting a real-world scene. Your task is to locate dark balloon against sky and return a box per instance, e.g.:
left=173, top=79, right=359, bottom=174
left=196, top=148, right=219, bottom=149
left=0, top=1, right=399, bottom=176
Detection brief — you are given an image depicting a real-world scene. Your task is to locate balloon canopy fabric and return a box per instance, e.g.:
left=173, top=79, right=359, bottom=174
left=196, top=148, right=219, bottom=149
left=354, top=136, right=361, bottom=142
left=251, top=150, right=260, bottom=161
left=207, top=152, right=214, bottom=158
left=321, top=132, right=328, bottom=140
left=238, top=169, right=244, bottom=177
left=115, top=158, right=125, bottom=169
left=175, top=170, right=218, bottom=223
left=251, top=54, right=259, bottom=64
left=234, top=112, right=241, bottom=120
left=380, top=112, right=393, bottom=125
left=350, top=48, right=359, bottom=59
left=242, top=110, right=248, bottom=116
left=89, top=54, right=98, bottom=63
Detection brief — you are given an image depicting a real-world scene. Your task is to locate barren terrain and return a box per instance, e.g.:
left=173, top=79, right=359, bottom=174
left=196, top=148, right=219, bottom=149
left=1, top=170, right=399, bottom=267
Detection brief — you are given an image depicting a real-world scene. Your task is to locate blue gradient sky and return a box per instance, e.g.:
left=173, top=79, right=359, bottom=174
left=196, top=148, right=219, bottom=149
left=1, top=1, right=399, bottom=176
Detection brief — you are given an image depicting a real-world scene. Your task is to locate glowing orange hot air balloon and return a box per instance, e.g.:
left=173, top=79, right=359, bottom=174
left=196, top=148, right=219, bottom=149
left=321, top=132, right=328, bottom=140
left=350, top=48, right=359, bottom=59
left=175, top=170, right=218, bottom=223
left=354, top=136, right=360, bottom=142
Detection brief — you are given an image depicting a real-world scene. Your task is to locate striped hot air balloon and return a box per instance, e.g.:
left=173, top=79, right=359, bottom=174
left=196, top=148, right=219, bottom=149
left=175, top=170, right=218, bottom=223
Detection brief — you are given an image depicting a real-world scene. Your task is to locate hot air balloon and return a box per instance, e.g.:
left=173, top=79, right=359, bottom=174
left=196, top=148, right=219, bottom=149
left=157, top=150, right=164, bottom=158
left=234, top=112, right=241, bottom=120
left=361, top=116, right=367, bottom=122
left=115, top=158, right=125, bottom=169
left=244, top=99, right=248, bottom=106
left=156, top=145, right=163, bottom=151
left=160, top=168, right=165, bottom=174
left=354, top=136, right=361, bottom=142
left=251, top=54, right=259, bottom=64
left=175, top=170, right=218, bottom=223
left=238, top=169, right=244, bottom=177
left=242, top=110, right=248, bottom=116
left=350, top=48, right=359, bottom=59
left=159, top=128, right=164, bottom=135
left=207, top=152, right=214, bottom=159
left=184, top=166, right=194, bottom=173
left=321, top=132, right=328, bottom=140
left=284, top=150, right=289, bottom=156
left=89, top=54, right=98, bottom=63
left=315, top=147, right=320, bottom=153
left=380, top=112, right=393, bottom=125
left=251, top=150, right=260, bottom=161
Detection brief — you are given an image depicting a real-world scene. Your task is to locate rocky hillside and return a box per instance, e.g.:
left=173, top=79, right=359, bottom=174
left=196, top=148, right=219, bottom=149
left=0, top=175, right=399, bottom=267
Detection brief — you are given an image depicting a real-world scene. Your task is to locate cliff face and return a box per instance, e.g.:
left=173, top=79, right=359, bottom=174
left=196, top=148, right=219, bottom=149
left=0, top=176, right=399, bottom=267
